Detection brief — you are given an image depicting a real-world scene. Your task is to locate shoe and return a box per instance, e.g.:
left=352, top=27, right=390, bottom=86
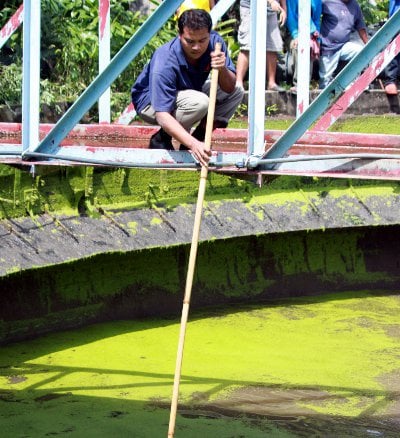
left=268, top=84, right=285, bottom=92
left=213, top=120, right=228, bottom=130
left=149, top=128, right=174, bottom=150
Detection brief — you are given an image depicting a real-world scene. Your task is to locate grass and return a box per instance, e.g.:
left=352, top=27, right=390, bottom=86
left=229, top=114, right=400, bottom=135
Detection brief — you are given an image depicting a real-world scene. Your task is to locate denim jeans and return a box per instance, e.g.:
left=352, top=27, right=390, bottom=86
left=384, top=53, right=400, bottom=87
left=319, top=41, right=364, bottom=89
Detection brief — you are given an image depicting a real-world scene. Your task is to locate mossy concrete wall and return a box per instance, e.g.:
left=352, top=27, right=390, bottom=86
left=1, top=164, right=400, bottom=344
left=2, top=225, right=400, bottom=344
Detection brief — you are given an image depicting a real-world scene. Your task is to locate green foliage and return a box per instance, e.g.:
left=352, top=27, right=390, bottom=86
left=0, top=1, right=239, bottom=119
left=0, top=0, right=177, bottom=115
left=0, top=62, right=22, bottom=106
left=359, top=0, right=389, bottom=26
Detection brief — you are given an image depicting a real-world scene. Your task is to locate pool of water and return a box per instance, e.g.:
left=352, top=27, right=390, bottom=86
left=1, top=290, right=399, bottom=437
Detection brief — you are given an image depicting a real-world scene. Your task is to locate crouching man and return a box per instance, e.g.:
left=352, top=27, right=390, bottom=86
left=131, top=9, right=244, bottom=166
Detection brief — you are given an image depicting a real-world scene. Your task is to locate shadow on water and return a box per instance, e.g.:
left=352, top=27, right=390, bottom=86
left=1, top=290, right=400, bottom=436
left=1, top=366, right=399, bottom=436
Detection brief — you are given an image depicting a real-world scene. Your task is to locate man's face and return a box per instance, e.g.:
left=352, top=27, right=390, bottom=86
left=179, top=27, right=210, bottom=64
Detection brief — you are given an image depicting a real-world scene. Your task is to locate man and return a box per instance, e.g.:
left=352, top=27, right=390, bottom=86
left=383, top=0, right=400, bottom=113
left=236, top=0, right=287, bottom=92
left=176, top=0, right=215, bottom=18
left=286, top=0, right=322, bottom=93
left=131, top=9, right=244, bottom=166
left=319, top=0, right=368, bottom=89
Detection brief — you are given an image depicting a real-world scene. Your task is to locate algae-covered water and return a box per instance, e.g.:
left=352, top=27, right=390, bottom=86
left=1, top=290, right=400, bottom=437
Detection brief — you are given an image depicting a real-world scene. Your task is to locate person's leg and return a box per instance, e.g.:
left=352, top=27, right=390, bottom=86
left=202, top=81, right=244, bottom=125
left=383, top=53, right=400, bottom=95
left=236, top=6, right=251, bottom=88
left=187, top=82, right=244, bottom=144
left=266, top=12, right=284, bottom=91
left=176, top=88, right=213, bottom=148
left=383, top=54, right=400, bottom=113
left=138, top=105, right=174, bottom=150
left=266, top=51, right=279, bottom=90
left=290, top=39, right=298, bottom=89
left=138, top=89, right=209, bottom=149
left=319, top=51, right=340, bottom=89
left=236, top=50, right=249, bottom=88
left=338, top=41, right=363, bottom=63
left=174, top=89, right=209, bottom=131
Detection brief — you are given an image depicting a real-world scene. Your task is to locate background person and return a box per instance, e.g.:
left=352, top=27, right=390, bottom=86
left=383, top=0, right=400, bottom=113
left=286, top=0, right=321, bottom=93
left=176, top=0, right=215, bottom=18
left=131, top=9, right=243, bottom=166
left=319, top=0, right=368, bottom=89
left=236, top=0, right=287, bottom=91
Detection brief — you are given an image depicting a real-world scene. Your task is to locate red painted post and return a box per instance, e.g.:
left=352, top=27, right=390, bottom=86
left=313, top=34, right=400, bottom=131
left=0, top=4, right=23, bottom=49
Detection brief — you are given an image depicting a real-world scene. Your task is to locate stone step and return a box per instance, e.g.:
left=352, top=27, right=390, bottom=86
left=242, top=89, right=399, bottom=117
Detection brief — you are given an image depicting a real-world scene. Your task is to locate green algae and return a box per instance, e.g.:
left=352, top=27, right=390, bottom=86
left=1, top=161, right=399, bottom=226
left=150, top=217, right=163, bottom=226
left=2, top=225, right=399, bottom=346
left=0, top=290, right=399, bottom=436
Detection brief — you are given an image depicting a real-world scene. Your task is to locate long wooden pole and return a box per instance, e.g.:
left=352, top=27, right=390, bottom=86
left=167, top=42, right=222, bottom=438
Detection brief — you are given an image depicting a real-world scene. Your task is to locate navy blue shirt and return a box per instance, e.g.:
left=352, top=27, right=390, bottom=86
left=131, top=31, right=236, bottom=114
left=320, top=0, right=366, bottom=56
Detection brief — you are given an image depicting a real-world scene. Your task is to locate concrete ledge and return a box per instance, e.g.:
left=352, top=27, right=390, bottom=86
left=242, top=89, right=399, bottom=117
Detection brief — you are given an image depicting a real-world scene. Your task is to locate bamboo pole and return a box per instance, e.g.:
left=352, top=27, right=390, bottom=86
left=167, top=42, right=222, bottom=438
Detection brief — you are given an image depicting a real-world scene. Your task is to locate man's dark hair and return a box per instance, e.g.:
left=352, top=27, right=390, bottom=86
left=178, top=9, right=213, bottom=34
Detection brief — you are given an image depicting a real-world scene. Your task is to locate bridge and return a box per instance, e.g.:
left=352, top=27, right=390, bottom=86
left=0, top=1, right=400, bottom=180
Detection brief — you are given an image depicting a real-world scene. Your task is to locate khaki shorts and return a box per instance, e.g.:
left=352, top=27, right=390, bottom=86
left=238, top=6, right=283, bottom=52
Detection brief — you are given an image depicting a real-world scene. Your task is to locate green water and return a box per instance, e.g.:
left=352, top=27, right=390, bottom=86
left=1, top=290, right=400, bottom=437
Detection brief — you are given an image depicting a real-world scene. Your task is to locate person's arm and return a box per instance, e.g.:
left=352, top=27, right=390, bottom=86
left=358, top=28, right=368, bottom=44
left=209, top=0, right=216, bottom=8
left=155, top=111, right=211, bottom=166
left=286, top=0, right=298, bottom=38
left=210, top=48, right=236, bottom=93
left=311, top=0, right=322, bottom=36
left=269, top=0, right=287, bottom=26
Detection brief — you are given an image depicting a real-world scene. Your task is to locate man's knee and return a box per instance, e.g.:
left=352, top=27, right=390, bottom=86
left=230, top=84, right=245, bottom=106
left=196, top=93, right=210, bottom=116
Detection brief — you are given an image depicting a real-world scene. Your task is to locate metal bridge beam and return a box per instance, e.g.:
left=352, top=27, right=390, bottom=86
left=259, top=8, right=400, bottom=168
left=30, top=0, right=183, bottom=157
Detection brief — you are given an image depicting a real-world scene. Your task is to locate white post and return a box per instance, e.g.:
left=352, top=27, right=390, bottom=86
left=99, top=0, right=111, bottom=123
left=248, top=0, right=266, bottom=155
left=22, top=0, right=41, bottom=153
left=296, top=0, right=311, bottom=117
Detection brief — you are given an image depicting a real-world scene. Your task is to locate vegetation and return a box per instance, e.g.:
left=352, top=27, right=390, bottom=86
left=0, top=0, right=393, bottom=121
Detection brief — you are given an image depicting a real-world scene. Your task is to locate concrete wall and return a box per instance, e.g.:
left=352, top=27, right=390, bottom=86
left=242, top=90, right=399, bottom=118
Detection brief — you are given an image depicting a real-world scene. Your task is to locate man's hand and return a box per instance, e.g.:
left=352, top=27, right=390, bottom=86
left=189, top=138, right=212, bottom=167
left=210, top=49, right=226, bottom=70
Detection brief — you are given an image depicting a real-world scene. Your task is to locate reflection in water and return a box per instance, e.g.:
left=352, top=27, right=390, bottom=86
left=1, top=291, right=400, bottom=437
left=177, top=385, right=400, bottom=437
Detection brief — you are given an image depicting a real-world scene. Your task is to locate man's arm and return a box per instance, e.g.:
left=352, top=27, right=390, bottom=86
left=155, top=111, right=211, bottom=166
left=358, top=28, right=368, bottom=44
left=210, top=49, right=236, bottom=93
